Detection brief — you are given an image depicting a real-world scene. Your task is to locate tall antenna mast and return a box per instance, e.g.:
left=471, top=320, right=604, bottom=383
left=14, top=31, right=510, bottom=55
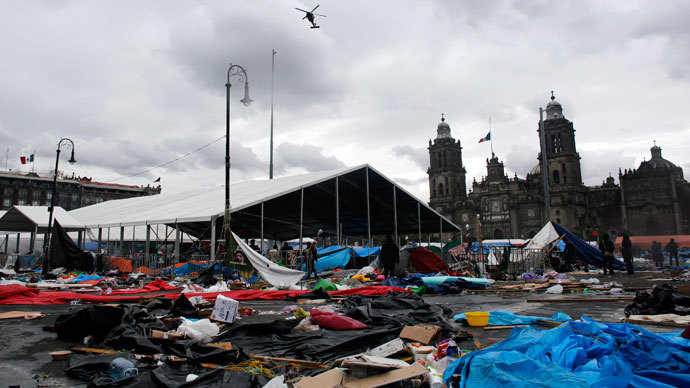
left=269, top=49, right=276, bottom=179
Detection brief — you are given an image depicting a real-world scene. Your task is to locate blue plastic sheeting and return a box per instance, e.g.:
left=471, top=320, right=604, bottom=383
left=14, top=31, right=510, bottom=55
left=420, top=276, right=492, bottom=286
left=314, top=248, right=351, bottom=271
left=552, top=222, right=626, bottom=271
left=453, top=310, right=571, bottom=325
left=163, top=261, right=221, bottom=276
left=73, top=274, right=104, bottom=283
left=352, top=246, right=380, bottom=257
left=443, top=316, right=690, bottom=388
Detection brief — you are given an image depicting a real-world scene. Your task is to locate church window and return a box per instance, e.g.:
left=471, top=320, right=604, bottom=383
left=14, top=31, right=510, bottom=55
left=553, top=170, right=560, bottom=184
left=438, top=183, right=444, bottom=196
left=552, top=133, right=563, bottom=153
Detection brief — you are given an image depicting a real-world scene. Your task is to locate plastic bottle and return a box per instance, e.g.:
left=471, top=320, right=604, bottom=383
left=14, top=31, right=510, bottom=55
left=109, top=357, right=138, bottom=380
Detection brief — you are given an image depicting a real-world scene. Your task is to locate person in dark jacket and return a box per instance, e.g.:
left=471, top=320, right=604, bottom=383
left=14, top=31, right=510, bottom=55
left=379, top=234, right=400, bottom=278
left=621, top=234, right=634, bottom=275
left=665, top=239, right=679, bottom=266
left=651, top=241, right=664, bottom=267
left=564, top=240, right=577, bottom=272
left=599, top=233, right=615, bottom=275
left=305, top=241, right=318, bottom=279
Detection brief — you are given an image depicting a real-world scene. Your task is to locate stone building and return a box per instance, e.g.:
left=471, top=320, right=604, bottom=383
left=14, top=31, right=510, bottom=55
left=0, top=170, right=161, bottom=211
left=427, top=94, right=690, bottom=239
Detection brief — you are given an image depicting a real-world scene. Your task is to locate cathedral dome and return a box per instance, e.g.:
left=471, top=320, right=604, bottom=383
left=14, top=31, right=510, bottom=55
left=528, top=163, right=541, bottom=176
left=640, top=143, right=677, bottom=169
left=545, top=92, right=564, bottom=120
left=436, top=114, right=452, bottom=139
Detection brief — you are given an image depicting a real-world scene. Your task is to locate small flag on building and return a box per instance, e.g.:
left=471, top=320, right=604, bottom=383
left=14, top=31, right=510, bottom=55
left=20, top=153, right=34, bottom=164
left=478, top=131, right=491, bottom=143
left=154, top=177, right=161, bottom=182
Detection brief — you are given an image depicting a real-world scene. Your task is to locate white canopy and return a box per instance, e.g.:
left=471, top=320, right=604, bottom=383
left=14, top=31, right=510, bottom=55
left=0, top=205, right=85, bottom=233
left=524, top=222, right=560, bottom=250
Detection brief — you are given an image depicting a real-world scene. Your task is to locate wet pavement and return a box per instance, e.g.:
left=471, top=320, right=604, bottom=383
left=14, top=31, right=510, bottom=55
left=0, top=271, right=687, bottom=387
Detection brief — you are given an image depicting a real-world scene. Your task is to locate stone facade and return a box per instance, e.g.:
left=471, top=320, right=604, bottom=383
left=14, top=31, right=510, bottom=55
left=0, top=170, right=161, bottom=211
left=428, top=94, right=690, bottom=239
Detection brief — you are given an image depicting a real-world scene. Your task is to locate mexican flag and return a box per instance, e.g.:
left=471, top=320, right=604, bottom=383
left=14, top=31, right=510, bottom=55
left=20, top=153, right=34, bottom=164
left=478, top=131, right=491, bottom=143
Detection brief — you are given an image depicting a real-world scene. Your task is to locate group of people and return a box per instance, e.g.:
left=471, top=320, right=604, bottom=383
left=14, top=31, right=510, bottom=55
left=647, top=239, right=680, bottom=267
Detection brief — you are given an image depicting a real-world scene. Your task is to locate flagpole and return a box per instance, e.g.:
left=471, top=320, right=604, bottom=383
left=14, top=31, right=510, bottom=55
left=4, top=148, right=7, bottom=171
left=32, top=149, right=35, bottom=172
left=489, top=118, right=494, bottom=155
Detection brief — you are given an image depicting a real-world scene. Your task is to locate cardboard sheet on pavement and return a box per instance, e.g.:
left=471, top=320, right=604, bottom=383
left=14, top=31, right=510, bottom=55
left=296, top=364, right=428, bottom=388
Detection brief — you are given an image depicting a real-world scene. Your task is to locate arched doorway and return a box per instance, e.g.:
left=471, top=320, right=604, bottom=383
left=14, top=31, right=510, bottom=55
left=494, top=229, right=505, bottom=239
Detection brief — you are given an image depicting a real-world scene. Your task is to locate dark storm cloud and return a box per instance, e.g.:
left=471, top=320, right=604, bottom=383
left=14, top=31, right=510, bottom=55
left=392, top=145, right=428, bottom=171
left=274, top=142, right=346, bottom=172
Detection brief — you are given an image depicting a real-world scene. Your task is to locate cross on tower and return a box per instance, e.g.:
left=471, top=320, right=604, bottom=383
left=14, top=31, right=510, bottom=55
left=550, top=91, right=555, bottom=100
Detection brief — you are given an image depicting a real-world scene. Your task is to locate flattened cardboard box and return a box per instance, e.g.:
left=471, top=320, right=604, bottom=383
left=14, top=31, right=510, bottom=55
left=210, top=294, right=239, bottom=323
left=296, top=364, right=427, bottom=388
left=398, top=323, right=441, bottom=345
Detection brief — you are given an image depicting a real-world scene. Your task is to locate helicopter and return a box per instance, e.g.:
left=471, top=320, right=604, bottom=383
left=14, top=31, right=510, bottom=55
left=295, top=5, right=326, bottom=29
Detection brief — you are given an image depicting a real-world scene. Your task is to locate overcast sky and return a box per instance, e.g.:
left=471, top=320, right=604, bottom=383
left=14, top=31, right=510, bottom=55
left=1, top=0, right=689, bottom=202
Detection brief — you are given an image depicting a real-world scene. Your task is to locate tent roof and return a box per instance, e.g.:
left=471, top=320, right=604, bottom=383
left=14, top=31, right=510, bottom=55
left=69, top=164, right=460, bottom=241
left=0, top=206, right=85, bottom=233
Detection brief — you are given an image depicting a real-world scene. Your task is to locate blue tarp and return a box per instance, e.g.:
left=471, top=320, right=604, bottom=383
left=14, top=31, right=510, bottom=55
left=552, top=222, right=626, bottom=271
left=443, top=316, right=690, bottom=388
left=163, top=261, right=221, bottom=276
left=73, top=274, right=104, bottom=283
left=352, top=246, right=380, bottom=257
left=453, top=310, right=571, bottom=325
left=314, top=247, right=351, bottom=271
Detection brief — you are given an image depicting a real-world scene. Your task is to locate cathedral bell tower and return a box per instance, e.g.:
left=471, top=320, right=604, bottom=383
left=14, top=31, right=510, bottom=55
left=537, top=92, right=586, bottom=231
left=428, top=114, right=466, bottom=218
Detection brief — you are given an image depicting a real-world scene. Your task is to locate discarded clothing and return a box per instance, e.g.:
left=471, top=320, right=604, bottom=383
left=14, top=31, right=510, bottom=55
left=443, top=316, right=690, bottom=388
left=624, top=283, right=690, bottom=317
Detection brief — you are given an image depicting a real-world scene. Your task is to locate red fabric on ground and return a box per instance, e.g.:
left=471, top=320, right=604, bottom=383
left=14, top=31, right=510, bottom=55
left=0, top=284, right=40, bottom=300
left=409, top=247, right=449, bottom=274
left=108, top=279, right=181, bottom=295
left=0, top=285, right=408, bottom=305
left=310, top=308, right=369, bottom=330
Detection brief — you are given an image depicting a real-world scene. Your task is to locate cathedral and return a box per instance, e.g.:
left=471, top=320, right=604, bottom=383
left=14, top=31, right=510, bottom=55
left=427, top=94, right=690, bottom=240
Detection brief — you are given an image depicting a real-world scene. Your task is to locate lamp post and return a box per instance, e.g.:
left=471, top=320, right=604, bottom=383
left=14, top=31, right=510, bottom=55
left=43, top=138, right=76, bottom=274
left=224, top=64, right=252, bottom=261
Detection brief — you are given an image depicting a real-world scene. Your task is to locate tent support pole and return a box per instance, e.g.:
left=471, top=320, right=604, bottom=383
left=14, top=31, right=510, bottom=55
left=260, top=202, right=264, bottom=255
left=335, top=177, right=340, bottom=244
left=16, top=233, right=20, bottom=253
left=393, top=186, right=398, bottom=247
left=417, top=203, right=422, bottom=245
left=119, top=226, right=124, bottom=257
left=366, top=166, right=371, bottom=258
left=145, top=223, right=150, bottom=265
left=97, top=228, right=102, bottom=254
left=299, top=188, right=304, bottom=254
left=3, top=235, right=8, bottom=254
left=30, top=226, right=37, bottom=253
left=210, top=216, right=217, bottom=260
left=107, top=227, right=110, bottom=255
left=174, top=220, right=180, bottom=264
left=132, top=226, right=136, bottom=256
left=440, top=217, right=443, bottom=255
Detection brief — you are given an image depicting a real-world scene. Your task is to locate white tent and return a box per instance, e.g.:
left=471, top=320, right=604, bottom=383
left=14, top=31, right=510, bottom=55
left=0, top=205, right=84, bottom=232
left=524, top=222, right=560, bottom=250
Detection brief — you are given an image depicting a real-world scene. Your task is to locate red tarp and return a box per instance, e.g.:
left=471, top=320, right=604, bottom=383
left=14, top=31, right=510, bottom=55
left=409, top=247, right=449, bottom=273
left=0, top=285, right=409, bottom=305
left=614, top=235, right=690, bottom=250
left=108, top=279, right=180, bottom=295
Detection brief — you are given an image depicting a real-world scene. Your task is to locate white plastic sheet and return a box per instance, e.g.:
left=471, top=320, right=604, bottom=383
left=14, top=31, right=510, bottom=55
left=233, top=232, right=305, bottom=288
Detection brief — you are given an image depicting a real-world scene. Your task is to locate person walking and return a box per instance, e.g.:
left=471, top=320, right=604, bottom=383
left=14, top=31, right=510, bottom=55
left=599, top=233, right=615, bottom=276
left=665, top=238, right=679, bottom=266
left=652, top=241, right=664, bottom=267
left=379, top=234, right=400, bottom=278
left=268, top=244, right=280, bottom=264
left=305, top=241, right=319, bottom=279
left=621, top=234, right=634, bottom=275
left=564, top=239, right=577, bottom=272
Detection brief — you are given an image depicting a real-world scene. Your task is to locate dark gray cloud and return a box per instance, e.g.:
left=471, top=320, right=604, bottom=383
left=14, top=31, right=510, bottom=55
left=0, top=0, right=688, bottom=202
left=392, top=145, right=428, bottom=171
left=274, top=142, right=347, bottom=173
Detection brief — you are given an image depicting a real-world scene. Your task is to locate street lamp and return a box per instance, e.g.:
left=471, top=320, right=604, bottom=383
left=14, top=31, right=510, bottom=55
left=42, top=138, right=76, bottom=274
left=224, top=64, right=252, bottom=261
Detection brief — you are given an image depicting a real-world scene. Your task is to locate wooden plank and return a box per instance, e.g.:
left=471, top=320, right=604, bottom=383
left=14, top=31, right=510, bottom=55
left=249, top=354, right=328, bottom=369
left=527, top=297, right=634, bottom=303
left=623, top=318, right=689, bottom=328
left=483, top=325, right=527, bottom=330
